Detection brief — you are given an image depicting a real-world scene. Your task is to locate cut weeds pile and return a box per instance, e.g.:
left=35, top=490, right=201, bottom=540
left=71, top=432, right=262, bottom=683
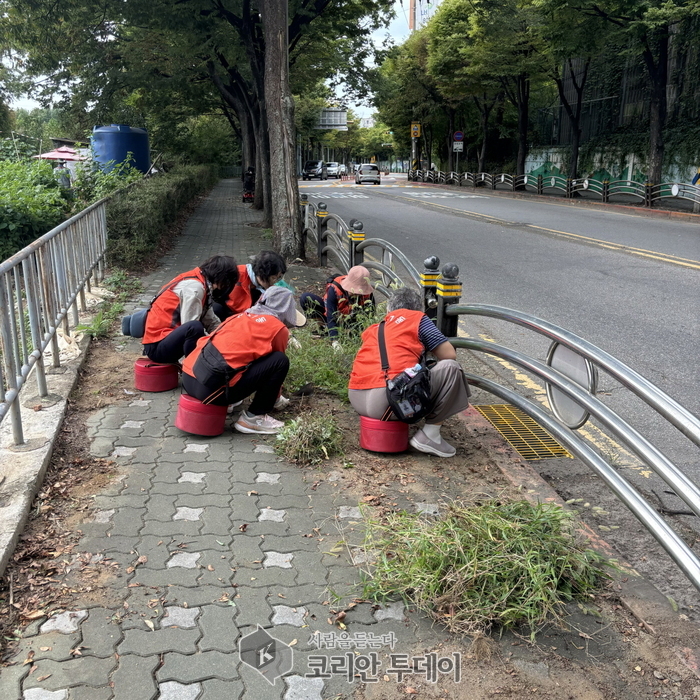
left=361, top=499, right=609, bottom=638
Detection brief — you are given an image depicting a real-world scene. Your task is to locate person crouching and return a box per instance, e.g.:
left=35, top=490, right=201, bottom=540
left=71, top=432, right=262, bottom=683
left=348, top=287, right=471, bottom=457
left=142, top=255, right=239, bottom=365
left=181, top=286, right=306, bottom=435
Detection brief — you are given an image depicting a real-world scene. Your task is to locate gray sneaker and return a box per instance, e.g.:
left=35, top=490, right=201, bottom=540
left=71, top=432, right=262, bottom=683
left=235, top=412, right=285, bottom=435
left=409, top=429, right=457, bottom=458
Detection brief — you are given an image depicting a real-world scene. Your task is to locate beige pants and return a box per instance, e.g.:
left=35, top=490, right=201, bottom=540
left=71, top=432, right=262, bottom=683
left=349, top=359, right=471, bottom=424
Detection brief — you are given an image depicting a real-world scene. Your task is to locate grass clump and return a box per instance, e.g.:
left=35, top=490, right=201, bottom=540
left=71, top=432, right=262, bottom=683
left=275, top=413, right=343, bottom=465
left=286, top=302, right=381, bottom=400
left=362, top=499, right=609, bottom=638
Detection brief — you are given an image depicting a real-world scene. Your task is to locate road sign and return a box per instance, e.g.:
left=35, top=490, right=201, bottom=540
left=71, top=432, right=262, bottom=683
left=453, top=141, right=463, bottom=152
left=453, top=131, right=464, bottom=142
left=411, top=122, right=421, bottom=138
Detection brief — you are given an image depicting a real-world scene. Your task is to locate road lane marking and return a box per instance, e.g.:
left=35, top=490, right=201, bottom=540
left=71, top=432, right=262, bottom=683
left=371, top=193, right=700, bottom=270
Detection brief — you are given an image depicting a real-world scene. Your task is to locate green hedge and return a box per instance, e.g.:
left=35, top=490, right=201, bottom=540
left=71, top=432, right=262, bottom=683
left=0, top=161, right=68, bottom=261
left=106, top=164, right=219, bottom=269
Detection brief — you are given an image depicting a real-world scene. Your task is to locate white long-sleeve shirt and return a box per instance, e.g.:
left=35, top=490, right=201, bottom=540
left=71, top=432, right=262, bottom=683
left=172, top=279, right=220, bottom=332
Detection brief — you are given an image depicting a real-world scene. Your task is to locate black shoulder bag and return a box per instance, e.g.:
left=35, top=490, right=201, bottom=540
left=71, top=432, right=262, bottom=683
left=377, top=321, right=432, bottom=424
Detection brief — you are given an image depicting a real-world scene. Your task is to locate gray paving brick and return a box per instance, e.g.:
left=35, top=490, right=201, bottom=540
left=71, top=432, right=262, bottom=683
left=164, top=586, right=235, bottom=608
left=228, top=495, right=261, bottom=523
left=144, top=494, right=178, bottom=521
left=198, top=679, right=244, bottom=700
left=0, top=660, right=29, bottom=700
left=231, top=586, right=273, bottom=628
left=157, top=651, right=239, bottom=682
left=119, top=470, right=155, bottom=495
left=119, top=627, right=200, bottom=655
left=160, top=452, right=208, bottom=464
left=231, top=566, right=297, bottom=588
left=197, top=604, right=239, bottom=653
left=228, top=464, right=258, bottom=485
left=110, top=653, right=159, bottom=700
left=259, top=535, right=320, bottom=553
left=257, top=494, right=310, bottom=511
left=230, top=536, right=263, bottom=567
left=236, top=663, right=284, bottom=700
left=206, top=443, right=234, bottom=461
left=23, top=657, right=117, bottom=691
left=140, top=520, right=202, bottom=537
left=110, top=508, right=146, bottom=537
left=80, top=609, right=123, bottom=657
left=130, top=567, right=199, bottom=588
left=67, top=685, right=113, bottom=700
left=93, top=495, right=149, bottom=510
left=176, top=495, right=231, bottom=509
left=114, top=436, right=156, bottom=448
left=200, top=507, right=233, bottom=535
left=90, top=436, right=117, bottom=458
left=189, top=461, right=232, bottom=473
left=149, top=482, right=203, bottom=496
left=151, top=463, right=186, bottom=484
left=14, top=632, right=80, bottom=663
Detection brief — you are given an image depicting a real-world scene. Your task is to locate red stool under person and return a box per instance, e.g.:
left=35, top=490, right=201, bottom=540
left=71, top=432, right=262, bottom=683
left=175, top=394, right=227, bottom=436
left=134, top=357, right=179, bottom=392
left=359, top=416, right=409, bottom=453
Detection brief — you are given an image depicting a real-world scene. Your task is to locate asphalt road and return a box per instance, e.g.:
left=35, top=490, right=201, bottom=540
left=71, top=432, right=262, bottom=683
left=300, top=174, right=700, bottom=603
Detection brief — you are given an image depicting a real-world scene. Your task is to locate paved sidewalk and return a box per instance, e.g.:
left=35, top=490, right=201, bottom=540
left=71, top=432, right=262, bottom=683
left=0, top=181, right=449, bottom=700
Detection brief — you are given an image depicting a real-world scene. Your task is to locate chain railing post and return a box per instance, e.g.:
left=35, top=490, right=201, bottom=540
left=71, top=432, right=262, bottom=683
left=299, top=193, right=309, bottom=259
left=566, top=178, right=573, bottom=199
left=349, top=220, right=365, bottom=266
left=436, top=263, right=462, bottom=337
left=0, top=276, right=24, bottom=444
left=645, top=182, right=653, bottom=208
left=602, top=179, right=610, bottom=203
left=537, top=174, right=543, bottom=195
left=316, top=202, right=328, bottom=266
left=420, top=256, right=440, bottom=320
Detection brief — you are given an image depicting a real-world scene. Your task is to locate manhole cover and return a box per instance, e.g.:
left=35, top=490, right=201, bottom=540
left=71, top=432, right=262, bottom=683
left=474, top=404, right=572, bottom=460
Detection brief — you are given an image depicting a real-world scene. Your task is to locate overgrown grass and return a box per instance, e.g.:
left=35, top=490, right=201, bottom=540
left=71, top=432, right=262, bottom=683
left=286, top=302, right=381, bottom=400
left=361, top=499, right=609, bottom=638
left=275, top=413, right=343, bottom=465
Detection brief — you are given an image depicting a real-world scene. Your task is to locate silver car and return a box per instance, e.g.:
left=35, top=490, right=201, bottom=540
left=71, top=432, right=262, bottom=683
left=355, top=163, right=381, bottom=185
left=326, top=162, right=340, bottom=178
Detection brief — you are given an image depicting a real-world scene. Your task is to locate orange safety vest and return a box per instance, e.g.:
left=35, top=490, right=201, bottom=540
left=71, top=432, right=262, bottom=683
left=226, top=265, right=255, bottom=314
left=182, top=312, right=287, bottom=388
left=348, top=309, right=424, bottom=390
left=142, top=268, right=208, bottom=345
left=324, top=275, right=372, bottom=316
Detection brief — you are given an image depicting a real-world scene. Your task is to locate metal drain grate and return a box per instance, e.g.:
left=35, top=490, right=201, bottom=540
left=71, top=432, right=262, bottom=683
left=474, top=404, right=573, bottom=460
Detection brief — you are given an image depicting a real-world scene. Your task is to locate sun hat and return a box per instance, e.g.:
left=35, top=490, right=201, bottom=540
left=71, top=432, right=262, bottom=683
left=252, top=286, right=306, bottom=327
left=340, top=266, right=373, bottom=295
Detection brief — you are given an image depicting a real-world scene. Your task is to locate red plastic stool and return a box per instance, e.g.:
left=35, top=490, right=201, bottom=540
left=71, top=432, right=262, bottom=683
left=359, top=416, right=409, bottom=453
left=175, top=394, right=227, bottom=436
left=134, top=358, right=179, bottom=392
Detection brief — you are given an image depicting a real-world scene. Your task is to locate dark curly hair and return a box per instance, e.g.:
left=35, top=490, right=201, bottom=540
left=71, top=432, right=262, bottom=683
left=199, top=255, right=239, bottom=297
left=252, top=250, right=287, bottom=286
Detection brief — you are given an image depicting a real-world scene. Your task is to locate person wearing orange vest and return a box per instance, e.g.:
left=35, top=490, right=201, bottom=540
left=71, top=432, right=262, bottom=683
left=212, top=251, right=287, bottom=320
left=182, top=286, right=306, bottom=435
left=349, top=287, right=471, bottom=457
left=300, top=266, right=375, bottom=347
left=142, top=256, right=239, bottom=365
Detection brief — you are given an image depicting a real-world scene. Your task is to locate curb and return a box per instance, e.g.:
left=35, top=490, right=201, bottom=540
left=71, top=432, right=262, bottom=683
left=0, top=335, right=92, bottom=579
left=457, top=405, right=700, bottom=679
left=409, top=180, right=700, bottom=223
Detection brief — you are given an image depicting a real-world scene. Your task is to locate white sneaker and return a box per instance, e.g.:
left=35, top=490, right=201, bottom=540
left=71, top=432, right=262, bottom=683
left=227, top=400, right=244, bottom=414
left=235, top=412, right=285, bottom=435
left=273, top=395, right=290, bottom=410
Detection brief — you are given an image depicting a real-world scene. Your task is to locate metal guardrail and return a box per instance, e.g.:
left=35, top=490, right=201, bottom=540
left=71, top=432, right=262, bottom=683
left=298, top=193, right=700, bottom=590
left=408, top=169, right=700, bottom=210
left=448, top=305, right=700, bottom=591
left=0, top=199, right=108, bottom=444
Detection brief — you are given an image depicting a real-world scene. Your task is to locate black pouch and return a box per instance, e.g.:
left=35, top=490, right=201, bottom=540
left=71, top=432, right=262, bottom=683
left=378, top=321, right=432, bottom=424
left=192, top=340, right=247, bottom=394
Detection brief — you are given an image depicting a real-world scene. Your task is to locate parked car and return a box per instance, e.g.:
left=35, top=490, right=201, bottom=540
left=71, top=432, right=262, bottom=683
left=339, top=164, right=347, bottom=176
left=326, top=162, right=341, bottom=178
left=355, top=163, right=381, bottom=185
left=302, top=160, right=327, bottom=180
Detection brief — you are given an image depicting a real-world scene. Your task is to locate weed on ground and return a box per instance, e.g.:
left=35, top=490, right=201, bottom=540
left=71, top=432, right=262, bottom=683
left=361, top=499, right=610, bottom=639
left=275, top=413, right=343, bottom=465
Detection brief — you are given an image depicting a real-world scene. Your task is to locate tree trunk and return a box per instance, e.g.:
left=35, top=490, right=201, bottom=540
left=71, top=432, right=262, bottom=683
left=554, top=58, right=590, bottom=181
left=516, top=74, right=529, bottom=176
left=643, top=29, right=669, bottom=185
left=261, top=0, right=301, bottom=259
left=446, top=108, right=455, bottom=172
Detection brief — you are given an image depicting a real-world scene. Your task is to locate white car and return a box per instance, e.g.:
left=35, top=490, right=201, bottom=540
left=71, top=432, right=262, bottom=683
left=355, top=163, right=381, bottom=185
left=326, top=162, right=341, bottom=178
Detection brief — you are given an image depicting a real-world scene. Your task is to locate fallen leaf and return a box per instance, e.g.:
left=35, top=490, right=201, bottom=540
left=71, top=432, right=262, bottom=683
left=239, top=524, right=248, bottom=532
left=247, top=491, right=258, bottom=496
left=406, top=688, right=418, bottom=695
left=144, top=620, right=155, bottom=631
left=289, top=639, right=298, bottom=646
left=39, top=647, right=51, bottom=652
left=23, top=611, right=45, bottom=620
left=207, top=565, right=215, bottom=571
left=36, top=675, right=51, bottom=682
left=23, top=651, right=35, bottom=666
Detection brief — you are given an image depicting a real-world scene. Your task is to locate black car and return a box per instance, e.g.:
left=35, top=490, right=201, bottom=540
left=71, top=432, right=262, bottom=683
left=302, top=160, right=327, bottom=180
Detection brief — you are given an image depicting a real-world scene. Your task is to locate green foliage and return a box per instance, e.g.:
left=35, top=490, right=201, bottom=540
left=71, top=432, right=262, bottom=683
left=71, top=157, right=142, bottom=209
left=106, top=165, right=218, bottom=269
left=285, top=301, right=381, bottom=400
left=0, top=160, right=68, bottom=260
left=362, top=499, right=610, bottom=638
left=275, top=413, right=343, bottom=465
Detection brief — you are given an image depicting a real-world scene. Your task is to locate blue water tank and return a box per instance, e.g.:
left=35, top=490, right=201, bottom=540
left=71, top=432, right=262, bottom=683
left=92, top=124, right=150, bottom=174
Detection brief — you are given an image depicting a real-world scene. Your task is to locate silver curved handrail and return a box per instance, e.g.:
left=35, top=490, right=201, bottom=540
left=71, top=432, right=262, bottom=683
left=462, top=370, right=700, bottom=591
left=448, top=304, right=700, bottom=447
left=453, top=337, right=700, bottom=518
left=356, top=238, right=422, bottom=288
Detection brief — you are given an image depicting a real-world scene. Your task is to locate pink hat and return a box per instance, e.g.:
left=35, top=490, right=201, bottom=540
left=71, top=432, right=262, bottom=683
left=340, top=266, right=373, bottom=295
